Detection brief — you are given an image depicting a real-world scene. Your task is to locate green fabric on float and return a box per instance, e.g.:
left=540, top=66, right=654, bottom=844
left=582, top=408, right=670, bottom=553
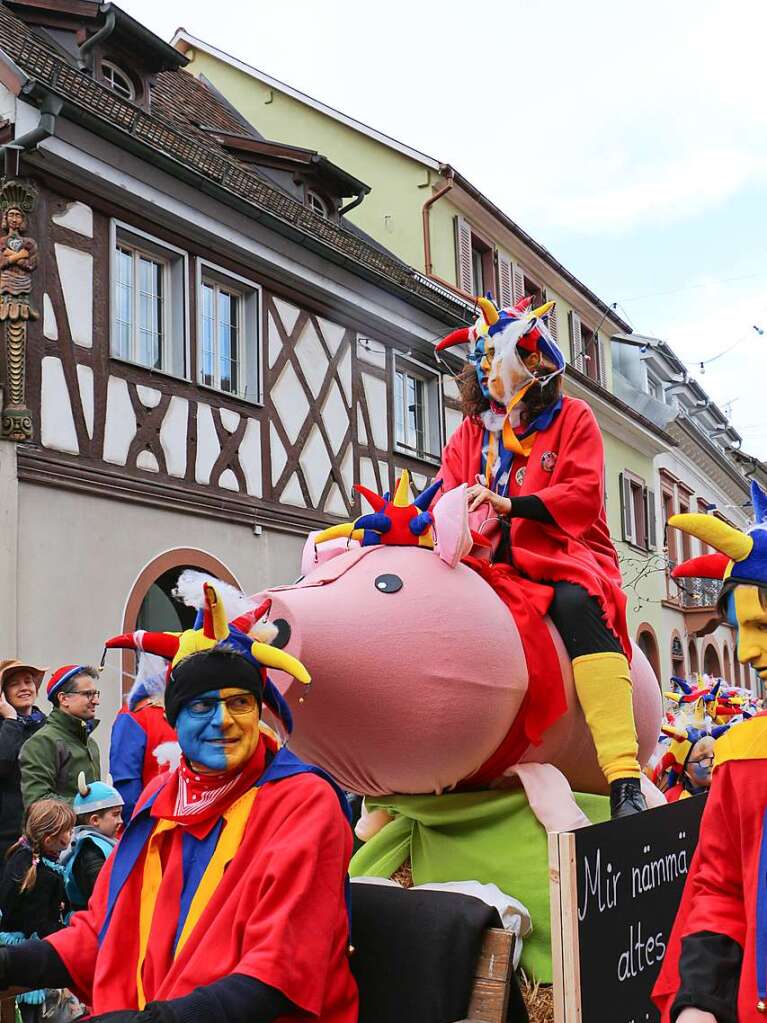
left=350, top=788, right=610, bottom=982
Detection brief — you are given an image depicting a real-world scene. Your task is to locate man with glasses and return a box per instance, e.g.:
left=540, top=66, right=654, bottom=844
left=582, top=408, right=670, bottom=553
left=19, top=665, right=101, bottom=807
left=0, top=621, right=357, bottom=1023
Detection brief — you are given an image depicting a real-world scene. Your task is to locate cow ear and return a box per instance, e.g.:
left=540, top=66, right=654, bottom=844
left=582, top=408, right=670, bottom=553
left=433, top=484, right=473, bottom=568
left=300, top=531, right=359, bottom=577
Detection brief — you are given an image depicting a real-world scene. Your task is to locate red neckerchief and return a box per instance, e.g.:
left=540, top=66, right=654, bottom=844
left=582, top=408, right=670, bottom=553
left=150, top=732, right=275, bottom=836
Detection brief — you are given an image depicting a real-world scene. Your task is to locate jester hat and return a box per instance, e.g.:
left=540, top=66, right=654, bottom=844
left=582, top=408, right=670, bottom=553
left=670, top=480, right=767, bottom=590
left=314, top=470, right=442, bottom=549
left=660, top=722, right=729, bottom=771
left=436, top=294, right=564, bottom=374
left=103, top=583, right=310, bottom=732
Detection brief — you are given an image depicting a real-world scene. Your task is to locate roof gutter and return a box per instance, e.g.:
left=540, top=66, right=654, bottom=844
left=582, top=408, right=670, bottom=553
left=1, top=89, right=62, bottom=178
left=422, top=167, right=454, bottom=277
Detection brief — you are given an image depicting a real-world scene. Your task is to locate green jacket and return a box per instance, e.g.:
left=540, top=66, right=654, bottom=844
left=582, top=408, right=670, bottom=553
left=19, top=709, right=101, bottom=808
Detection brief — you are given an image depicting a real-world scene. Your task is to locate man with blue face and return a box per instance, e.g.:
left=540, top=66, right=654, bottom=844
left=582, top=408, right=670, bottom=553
left=0, top=643, right=358, bottom=1023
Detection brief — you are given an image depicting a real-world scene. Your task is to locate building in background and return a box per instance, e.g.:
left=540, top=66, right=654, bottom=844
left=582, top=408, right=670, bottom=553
left=0, top=0, right=473, bottom=763
left=613, top=334, right=767, bottom=695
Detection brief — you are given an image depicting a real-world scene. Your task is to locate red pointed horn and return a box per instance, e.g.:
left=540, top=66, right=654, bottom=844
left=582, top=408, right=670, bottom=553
left=104, top=631, right=180, bottom=660
left=671, top=553, right=730, bottom=580
left=435, top=327, right=471, bottom=352
left=231, top=598, right=272, bottom=634
left=353, top=483, right=386, bottom=512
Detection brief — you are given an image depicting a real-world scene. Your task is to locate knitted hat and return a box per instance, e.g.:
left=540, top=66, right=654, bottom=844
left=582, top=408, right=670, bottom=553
left=0, top=659, right=46, bottom=693
left=166, top=648, right=265, bottom=728
left=74, top=772, right=123, bottom=815
left=47, top=665, right=89, bottom=703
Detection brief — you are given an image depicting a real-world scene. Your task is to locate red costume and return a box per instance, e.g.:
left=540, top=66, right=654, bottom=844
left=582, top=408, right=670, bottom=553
left=110, top=701, right=177, bottom=822
left=653, top=714, right=767, bottom=1023
left=439, top=396, right=630, bottom=658
left=45, top=735, right=357, bottom=1021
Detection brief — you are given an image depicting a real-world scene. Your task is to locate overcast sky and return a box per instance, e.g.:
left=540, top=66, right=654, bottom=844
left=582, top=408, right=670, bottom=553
left=121, top=0, right=767, bottom=459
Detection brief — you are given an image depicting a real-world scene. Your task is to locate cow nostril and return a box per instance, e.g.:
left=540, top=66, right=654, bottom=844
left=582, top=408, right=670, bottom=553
left=270, top=618, right=292, bottom=649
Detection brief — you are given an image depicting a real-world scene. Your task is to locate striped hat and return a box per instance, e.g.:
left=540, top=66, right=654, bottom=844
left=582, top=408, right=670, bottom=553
left=47, top=665, right=88, bottom=703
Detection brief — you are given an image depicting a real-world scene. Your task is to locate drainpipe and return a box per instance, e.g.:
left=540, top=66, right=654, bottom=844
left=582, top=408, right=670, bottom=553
left=1, top=93, right=63, bottom=178
left=338, top=190, right=368, bottom=218
left=422, top=165, right=454, bottom=277
left=78, top=7, right=117, bottom=70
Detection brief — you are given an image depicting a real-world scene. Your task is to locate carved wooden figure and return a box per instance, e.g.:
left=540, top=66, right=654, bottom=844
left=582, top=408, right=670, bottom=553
left=0, top=179, right=38, bottom=442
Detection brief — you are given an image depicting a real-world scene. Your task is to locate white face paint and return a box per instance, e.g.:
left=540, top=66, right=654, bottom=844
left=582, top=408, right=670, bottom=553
left=486, top=320, right=536, bottom=406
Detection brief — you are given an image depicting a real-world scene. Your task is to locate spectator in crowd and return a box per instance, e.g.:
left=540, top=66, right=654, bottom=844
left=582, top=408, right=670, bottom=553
left=0, top=661, right=47, bottom=860
left=61, top=773, right=123, bottom=912
left=109, top=652, right=177, bottom=823
left=19, top=666, right=101, bottom=808
left=0, top=799, right=75, bottom=1022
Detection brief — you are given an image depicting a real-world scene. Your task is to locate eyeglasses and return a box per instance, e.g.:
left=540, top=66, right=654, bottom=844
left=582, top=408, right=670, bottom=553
left=689, top=755, right=714, bottom=768
left=185, top=693, right=257, bottom=718
left=67, top=689, right=100, bottom=701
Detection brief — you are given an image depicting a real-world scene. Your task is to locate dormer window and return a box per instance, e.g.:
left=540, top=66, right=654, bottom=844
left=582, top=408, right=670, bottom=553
left=306, top=190, right=329, bottom=219
left=101, top=60, right=135, bottom=101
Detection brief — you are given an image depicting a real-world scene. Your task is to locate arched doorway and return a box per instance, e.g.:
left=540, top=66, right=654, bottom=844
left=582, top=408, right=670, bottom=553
left=688, top=640, right=699, bottom=678
left=636, top=625, right=661, bottom=685
left=120, top=548, right=241, bottom=695
left=722, top=645, right=732, bottom=686
left=703, top=642, right=721, bottom=679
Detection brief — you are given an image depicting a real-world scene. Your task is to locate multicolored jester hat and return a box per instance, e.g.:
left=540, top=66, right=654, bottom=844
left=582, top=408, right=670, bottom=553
left=314, top=470, right=443, bottom=548
left=669, top=479, right=767, bottom=601
left=103, top=583, right=310, bottom=732
left=436, top=294, right=565, bottom=398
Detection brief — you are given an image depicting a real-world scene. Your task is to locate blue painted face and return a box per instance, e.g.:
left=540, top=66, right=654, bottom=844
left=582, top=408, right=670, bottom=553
left=175, top=687, right=261, bottom=773
left=469, top=338, right=494, bottom=399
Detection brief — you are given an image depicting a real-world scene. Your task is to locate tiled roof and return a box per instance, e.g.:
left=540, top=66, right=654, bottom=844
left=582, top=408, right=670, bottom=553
left=0, top=2, right=466, bottom=320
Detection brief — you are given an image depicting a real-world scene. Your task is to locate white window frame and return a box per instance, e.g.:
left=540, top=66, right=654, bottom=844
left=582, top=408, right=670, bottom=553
left=101, top=60, right=136, bottom=101
left=393, top=353, right=443, bottom=464
left=306, top=190, right=329, bottom=219
left=196, top=259, right=262, bottom=404
left=109, top=221, right=189, bottom=379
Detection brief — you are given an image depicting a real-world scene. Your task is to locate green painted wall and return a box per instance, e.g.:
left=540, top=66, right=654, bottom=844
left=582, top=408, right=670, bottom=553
left=185, top=49, right=436, bottom=273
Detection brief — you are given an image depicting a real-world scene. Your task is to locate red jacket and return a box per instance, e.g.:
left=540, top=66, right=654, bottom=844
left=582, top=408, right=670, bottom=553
left=653, top=714, right=767, bottom=1022
left=439, top=397, right=630, bottom=658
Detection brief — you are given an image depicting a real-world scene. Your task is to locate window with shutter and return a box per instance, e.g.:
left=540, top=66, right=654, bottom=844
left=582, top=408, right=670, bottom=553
left=619, top=472, right=632, bottom=544
left=597, top=336, right=608, bottom=388
left=569, top=310, right=584, bottom=371
left=647, top=488, right=657, bottom=549
left=454, top=216, right=473, bottom=294
left=512, top=263, right=526, bottom=304
left=497, top=252, right=513, bottom=308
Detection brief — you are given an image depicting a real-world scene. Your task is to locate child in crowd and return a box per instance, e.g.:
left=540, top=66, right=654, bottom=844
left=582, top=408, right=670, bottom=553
left=61, top=773, right=123, bottom=912
left=0, top=799, right=75, bottom=1022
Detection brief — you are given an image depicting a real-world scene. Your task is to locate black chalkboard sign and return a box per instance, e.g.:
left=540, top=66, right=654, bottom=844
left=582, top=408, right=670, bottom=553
left=549, top=795, right=706, bottom=1023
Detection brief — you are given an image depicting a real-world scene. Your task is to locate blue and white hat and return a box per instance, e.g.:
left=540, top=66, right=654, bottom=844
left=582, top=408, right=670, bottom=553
left=74, top=772, right=123, bottom=815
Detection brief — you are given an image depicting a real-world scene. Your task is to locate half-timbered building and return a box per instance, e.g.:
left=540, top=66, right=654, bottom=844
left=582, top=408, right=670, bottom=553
left=0, top=0, right=471, bottom=758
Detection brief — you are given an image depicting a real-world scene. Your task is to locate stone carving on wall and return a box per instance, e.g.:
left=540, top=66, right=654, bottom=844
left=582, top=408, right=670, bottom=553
left=0, top=179, right=38, bottom=441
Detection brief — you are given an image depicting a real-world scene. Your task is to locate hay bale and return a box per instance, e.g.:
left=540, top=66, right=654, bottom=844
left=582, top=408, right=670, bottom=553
left=521, top=974, right=554, bottom=1023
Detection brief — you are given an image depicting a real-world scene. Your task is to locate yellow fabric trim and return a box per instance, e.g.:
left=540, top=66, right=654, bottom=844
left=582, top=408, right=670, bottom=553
left=484, top=430, right=498, bottom=487
left=137, top=817, right=177, bottom=1009
left=571, top=652, right=640, bottom=783
left=501, top=424, right=537, bottom=458
left=174, top=787, right=258, bottom=959
left=714, top=714, right=767, bottom=769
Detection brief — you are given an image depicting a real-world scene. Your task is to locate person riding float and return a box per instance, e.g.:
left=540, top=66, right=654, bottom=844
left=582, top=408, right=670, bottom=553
left=435, top=295, right=645, bottom=817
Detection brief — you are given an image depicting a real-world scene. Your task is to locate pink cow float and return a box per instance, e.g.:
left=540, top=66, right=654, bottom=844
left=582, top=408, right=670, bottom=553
left=256, top=482, right=662, bottom=800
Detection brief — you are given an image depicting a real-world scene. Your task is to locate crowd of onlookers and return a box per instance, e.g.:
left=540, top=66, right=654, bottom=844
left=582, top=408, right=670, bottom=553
left=0, top=657, right=175, bottom=1021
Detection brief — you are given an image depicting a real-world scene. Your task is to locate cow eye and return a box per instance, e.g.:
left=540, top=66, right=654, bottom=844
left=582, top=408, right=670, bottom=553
left=374, top=574, right=403, bottom=594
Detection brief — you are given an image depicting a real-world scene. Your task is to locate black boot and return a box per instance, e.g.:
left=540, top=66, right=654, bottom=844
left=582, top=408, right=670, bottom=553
left=609, top=778, right=647, bottom=819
